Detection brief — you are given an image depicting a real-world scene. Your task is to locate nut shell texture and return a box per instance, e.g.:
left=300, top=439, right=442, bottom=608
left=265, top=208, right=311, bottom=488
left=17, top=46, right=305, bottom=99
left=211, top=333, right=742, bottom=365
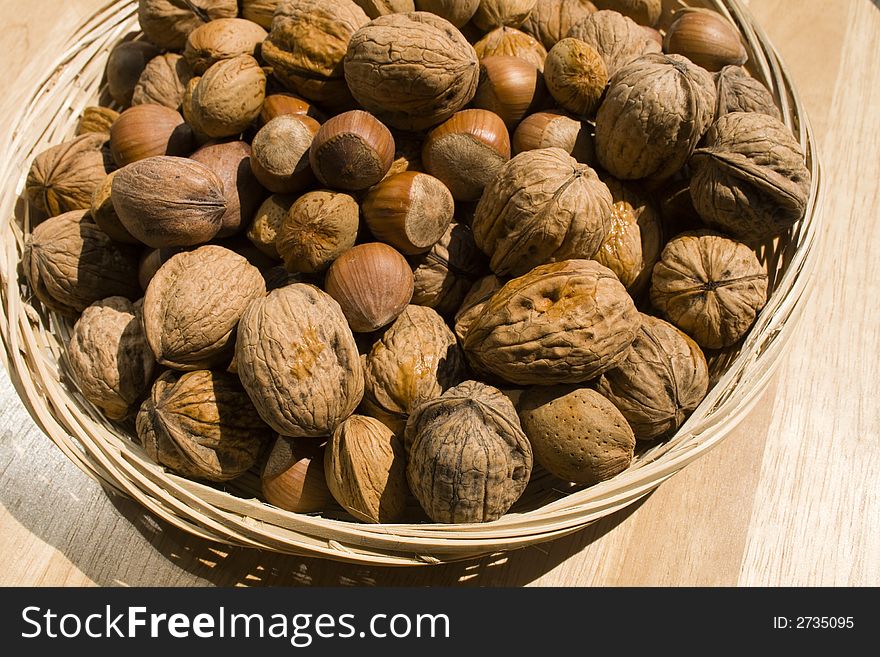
left=276, top=190, right=360, bottom=273
left=325, top=415, right=408, bottom=523
left=139, top=0, right=239, bottom=51
left=184, top=18, right=267, bottom=75
left=133, top=53, right=194, bottom=109
left=472, top=148, right=612, bottom=276
left=186, top=55, right=266, bottom=138
left=566, top=9, right=661, bottom=77
left=596, top=314, right=709, bottom=441
left=689, top=112, right=810, bottom=241
left=522, top=0, right=597, bottom=50
left=344, top=12, right=480, bottom=131
left=26, top=133, right=109, bottom=218
left=405, top=380, right=533, bottom=523
left=650, top=232, right=768, bottom=349
left=595, top=53, right=716, bottom=181
left=143, top=245, right=266, bottom=370
left=235, top=284, right=364, bottom=437
left=136, top=369, right=271, bottom=482
left=68, top=297, right=155, bottom=421
left=714, top=66, right=780, bottom=120
left=464, top=259, right=640, bottom=385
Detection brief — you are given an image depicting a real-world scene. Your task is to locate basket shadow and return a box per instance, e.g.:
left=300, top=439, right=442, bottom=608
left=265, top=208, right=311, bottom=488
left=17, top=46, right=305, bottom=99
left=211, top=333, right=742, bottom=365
left=104, top=488, right=651, bottom=587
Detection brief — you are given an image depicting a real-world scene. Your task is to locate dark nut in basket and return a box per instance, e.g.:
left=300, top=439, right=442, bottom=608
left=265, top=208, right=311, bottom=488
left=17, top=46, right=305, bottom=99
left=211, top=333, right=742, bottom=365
left=325, top=414, right=409, bottom=523
left=361, top=305, right=466, bottom=435
left=518, top=385, right=635, bottom=484
left=184, top=55, right=266, bottom=139
left=464, top=259, right=640, bottom=385
left=343, top=12, right=479, bottom=131
left=689, top=112, right=811, bottom=241
left=26, top=133, right=111, bottom=218
left=106, top=40, right=161, bottom=107
left=405, top=380, right=533, bottom=523
left=183, top=18, right=267, bottom=75
left=235, top=284, right=364, bottom=437
left=275, top=190, right=360, bottom=273
left=138, top=0, right=239, bottom=51
left=23, top=210, right=142, bottom=316
left=714, top=65, right=781, bottom=120
left=595, top=53, right=716, bottom=181
left=261, top=436, right=334, bottom=514
left=596, top=313, right=709, bottom=441
left=650, top=231, right=768, bottom=350
left=566, top=9, right=661, bottom=78
left=136, top=369, right=272, bottom=482
left=143, top=245, right=266, bottom=370
left=111, top=156, right=226, bottom=248
left=472, top=148, right=612, bottom=277
left=521, top=0, right=597, bottom=50
left=68, top=297, right=156, bottom=421
left=132, top=53, right=194, bottom=110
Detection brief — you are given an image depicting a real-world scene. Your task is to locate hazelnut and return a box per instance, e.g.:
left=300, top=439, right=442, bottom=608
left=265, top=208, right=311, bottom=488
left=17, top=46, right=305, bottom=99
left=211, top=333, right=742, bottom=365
left=474, top=27, right=548, bottom=71
left=90, top=170, right=139, bottom=244
left=512, top=110, right=594, bottom=164
left=543, top=38, right=608, bottom=117
left=472, top=0, right=537, bottom=32
left=183, top=17, right=267, bottom=75
left=413, top=0, right=480, bottom=28
left=276, top=190, right=360, bottom=273
left=309, top=110, right=395, bottom=192
left=362, top=171, right=454, bottom=255
left=250, top=114, right=321, bottom=194
left=261, top=437, right=334, bottom=514
left=324, top=242, right=414, bottom=333
left=259, top=93, right=324, bottom=126
left=110, top=104, right=194, bottom=167
left=664, top=8, right=747, bottom=72
left=106, top=40, right=160, bottom=106
left=472, top=55, right=548, bottom=128
left=421, top=109, right=511, bottom=202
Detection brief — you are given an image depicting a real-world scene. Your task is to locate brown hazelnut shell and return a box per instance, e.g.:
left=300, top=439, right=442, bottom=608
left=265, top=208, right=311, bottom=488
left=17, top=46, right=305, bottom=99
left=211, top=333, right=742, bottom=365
left=309, top=110, right=395, bottom=192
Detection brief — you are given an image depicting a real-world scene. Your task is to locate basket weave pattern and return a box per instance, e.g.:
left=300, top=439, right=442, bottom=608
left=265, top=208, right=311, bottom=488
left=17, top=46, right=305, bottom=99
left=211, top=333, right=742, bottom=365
left=0, top=0, right=823, bottom=565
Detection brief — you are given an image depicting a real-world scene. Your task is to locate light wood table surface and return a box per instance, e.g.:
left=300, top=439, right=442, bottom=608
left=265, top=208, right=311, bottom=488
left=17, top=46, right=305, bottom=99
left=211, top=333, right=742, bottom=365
left=0, top=0, right=877, bottom=587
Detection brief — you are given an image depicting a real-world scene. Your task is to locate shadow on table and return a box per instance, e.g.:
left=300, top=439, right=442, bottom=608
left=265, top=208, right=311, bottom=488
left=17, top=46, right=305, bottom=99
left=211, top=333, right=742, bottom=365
left=105, top=489, right=649, bottom=587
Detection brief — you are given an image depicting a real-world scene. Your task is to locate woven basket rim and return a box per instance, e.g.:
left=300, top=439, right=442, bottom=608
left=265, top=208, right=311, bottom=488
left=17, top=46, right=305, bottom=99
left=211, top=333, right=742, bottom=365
left=0, top=0, right=824, bottom=566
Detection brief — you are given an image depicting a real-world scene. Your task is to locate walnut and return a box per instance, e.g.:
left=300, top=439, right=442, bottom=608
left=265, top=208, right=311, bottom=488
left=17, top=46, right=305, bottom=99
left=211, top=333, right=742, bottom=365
left=409, top=222, right=488, bottom=317
left=132, top=54, right=194, bottom=110
left=472, top=0, right=537, bottom=31
left=405, top=380, right=532, bottom=523
left=184, top=18, right=267, bottom=75
left=414, top=0, right=480, bottom=28
left=106, top=40, right=160, bottom=107
left=344, top=12, right=480, bottom=131
left=262, top=0, right=369, bottom=107
left=111, top=156, right=226, bottom=248
left=453, top=273, right=503, bottom=343
left=474, top=27, right=547, bottom=71
left=714, top=66, right=780, bottom=120
left=275, top=190, right=360, bottom=273
left=247, top=194, right=295, bottom=260
left=518, top=385, right=634, bottom=484
left=138, top=0, right=239, bottom=51
left=596, top=313, right=709, bottom=441
left=324, top=415, right=409, bottom=523
left=184, top=55, right=266, bottom=139
left=650, top=232, right=768, bottom=349
left=352, top=0, right=415, bottom=18
left=68, top=297, right=155, bottom=420
left=26, top=133, right=110, bottom=218
left=472, top=148, right=612, bottom=277
left=235, top=284, right=364, bottom=437
left=361, top=305, right=466, bottom=434
left=76, top=106, right=120, bottom=137
left=593, top=176, right=662, bottom=295
left=521, top=0, right=597, bottom=50
left=23, top=210, right=141, bottom=316
left=595, top=53, right=716, bottom=181
left=136, top=370, right=271, bottom=482
left=241, top=0, right=281, bottom=28
left=690, top=112, right=811, bottom=241
left=190, top=140, right=265, bottom=238
left=464, top=259, right=640, bottom=384
left=566, top=9, right=661, bottom=77
left=592, top=0, right=661, bottom=27
left=143, top=245, right=266, bottom=370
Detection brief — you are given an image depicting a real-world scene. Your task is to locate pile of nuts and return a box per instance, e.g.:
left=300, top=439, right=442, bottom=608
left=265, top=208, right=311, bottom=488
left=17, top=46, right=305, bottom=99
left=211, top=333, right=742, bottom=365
left=23, top=0, right=810, bottom=525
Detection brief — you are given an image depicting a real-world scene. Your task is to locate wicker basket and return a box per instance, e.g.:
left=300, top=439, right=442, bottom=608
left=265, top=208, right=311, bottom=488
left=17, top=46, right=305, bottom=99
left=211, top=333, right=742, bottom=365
left=0, top=0, right=822, bottom=566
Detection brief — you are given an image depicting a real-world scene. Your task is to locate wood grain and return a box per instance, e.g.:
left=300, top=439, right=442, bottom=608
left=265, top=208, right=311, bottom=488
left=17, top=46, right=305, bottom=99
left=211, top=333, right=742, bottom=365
left=0, top=0, right=878, bottom=587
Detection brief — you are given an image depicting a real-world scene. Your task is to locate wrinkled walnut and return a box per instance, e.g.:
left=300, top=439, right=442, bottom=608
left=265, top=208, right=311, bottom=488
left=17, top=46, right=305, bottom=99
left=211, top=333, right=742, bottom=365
left=472, top=0, right=537, bottom=31
left=464, top=259, right=640, bottom=384
left=472, top=148, right=612, bottom=276
left=361, top=305, right=466, bottom=435
left=453, top=274, right=503, bottom=344
left=143, top=245, right=266, bottom=370
left=136, top=369, right=271, bottom=482
left=596, top=313, right=709, bottom=441
left=275, top=190, right=360, bottom=273
left=133, top=53, right=194, bottom=110
left=138, top=0, right=239, bottom=51
left=184, top=18, right=267, bottom=75
left=185, top=55, right=266, bottom=138
left=521, top=0, right=597, bottom=50
left=75, top=106, right=119, bottom=136
left=592, top=0, right=661, bottom=27
left=714, top=65, right=780, bottom=120
left=650, top=231, right=768, bottom=349
left=235, top=284, right=364, bottom=437
left=68, top=297, right=155, bottom=420
left=406, top=380, right=533, bottom=523
left=689, top=112, right=810, bottom=241
left=566, top=9, right=661, bottom=77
